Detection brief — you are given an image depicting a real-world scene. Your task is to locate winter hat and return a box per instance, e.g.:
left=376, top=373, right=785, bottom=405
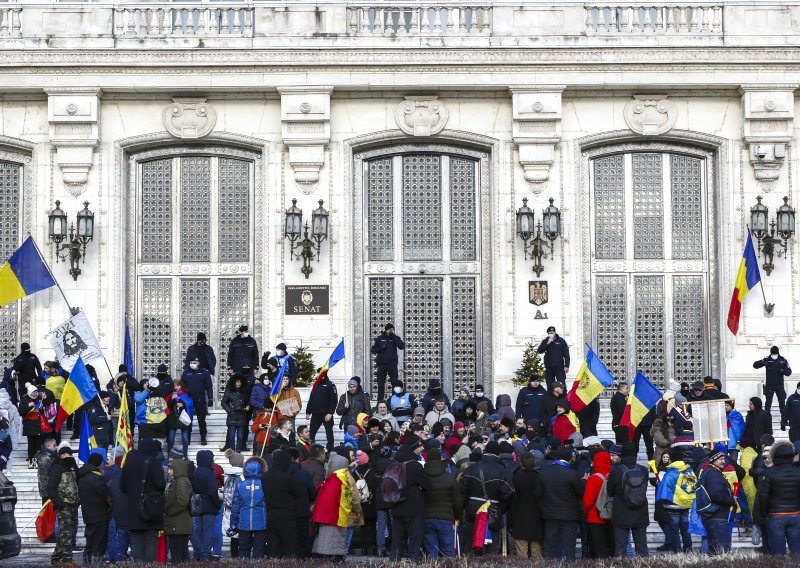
left=276, top=342, right=287, bottom=351
left=454, top=421, right=465, bottom=431
left=157, top=364, right=168, bottom=373
left=583, top=436, right=601, bottom=447
left=26, top=383, right=38, bottom=396
left=224, top=448, right=244, bottom=468
left=148, top=377, right=159, bottom=389
left=474, top=384, right=484, bottom=392
left=99, top=391, right=110, bottom=399
left=703, top=376, right=715, bottom=387
left=553, top=447, right=572, bottom=461
left=691, top=381, right=704, bottom=391
left=668, top=381, right=681, bottom=392
left=423, top=438, right=440, bottom=451
left=346, top=425, right=359, bottom=437
left=384, top=323, right=394, bottom=331
left=169, top=447, right=184, bottom=460
left=88, top=453, right=103, bottom=467
left=708, top=450, right=726, bottom=463
left=405, top=434, right=423, bottom=451
left=197, top=332, right=207, bottom=341
left=500, top=417, right=515, bottom=430
left=489, top=413, right=501, bottom=422
left=409, top=423, right=425, bottom=434
left=239, top=325, right=249, bottom=332
left=568, top=432, right=584, bottom=447
left=498, top=441, right=514, bottom=455
left=348, top=378, right=359, bottom=387
left=552, top=382, right=566, bottom=391
left=621, top=443, right=638, bottom=458
left=440, top=418, right=453, bottom=428
left=367, top=417, right=381, bottom=429
left=460, top=387, right=470, bottom=396
left=609, top=444, right=623, bottom=456
left=414, top=407, right=425, bottom=416
left=356, top=451, right=370, bottom=466
left=713, top=443, right=728, bottom=455
left=771, top=346, right=780, bottom=355
left=484, top=441, right=501, bottom=456
left=118, top=364, right=128, bottom=373
left=21, top=342, right=30, bottom=352
left=428, top=448, right=442, bottom=462
left=58, top=445, right=73, bottom=456
left=668, top=447, right=684, bottom=463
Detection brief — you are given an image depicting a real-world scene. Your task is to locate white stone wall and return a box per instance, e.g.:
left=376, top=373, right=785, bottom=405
left=0, top=1, right=799, bottom=405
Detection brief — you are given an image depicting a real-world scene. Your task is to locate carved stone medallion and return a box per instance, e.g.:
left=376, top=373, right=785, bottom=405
left=623, top=96, right=678, bottom=136
left=395, top=96, right=449, bottom=136
left=163, top=98, right=217, bottom=139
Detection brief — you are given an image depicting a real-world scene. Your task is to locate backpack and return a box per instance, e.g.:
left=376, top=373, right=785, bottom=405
left=355, top=469, right=372, bottom=504
left=189, top=493, right=203, bottom=517
left=594, top=474, right=613, bottom=521
left=620, top=465, right=648, bottom=509
left=381, top=461, right=407, bottom=504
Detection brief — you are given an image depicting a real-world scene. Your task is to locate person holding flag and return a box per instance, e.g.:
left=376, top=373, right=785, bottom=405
left=566, top=345, right=615, bottom=437
left=55, top=356, right=99, bottom=432
left=269, top=372, right=303, bottom=424
left=306, top=340, right=344, bottom=450
left=655, top=447, right=697, bottom=553
left=114, top=380, right=133, bottom=465
left=620, top=371, right=663, bottom=443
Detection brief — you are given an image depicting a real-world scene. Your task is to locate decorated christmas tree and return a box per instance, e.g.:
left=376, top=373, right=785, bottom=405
left=512, top=341, right=546, bottom=387
left=292, top=344, right=316, bottom=387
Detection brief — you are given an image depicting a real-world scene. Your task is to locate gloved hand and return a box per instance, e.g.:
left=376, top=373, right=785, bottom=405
left=226, top=527, right=239, bottom=538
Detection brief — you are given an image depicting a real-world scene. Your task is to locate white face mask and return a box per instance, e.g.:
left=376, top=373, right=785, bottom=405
left=548, top=334, right=554, bottom=340
left=475, top=391, right=483, bottom=397
left=240, top=332, right=249, bottom=338
left=277, top=350, right=286, bottom=357
left=796, top=389, right=800, bottom=396
left=771, top=354, right=778, bottom=360
left=393, top=387, right=402, bottom=394
left=190, top=363, right=199, bottom=370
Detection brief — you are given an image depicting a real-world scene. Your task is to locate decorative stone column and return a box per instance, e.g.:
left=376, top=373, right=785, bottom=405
left=510, top=86, right=565, bottom=193
left=278, top=86, right=333, bottom=192
left=741, top=85, right=797, bottom=192
left=46, top=88, right=101, bottom=196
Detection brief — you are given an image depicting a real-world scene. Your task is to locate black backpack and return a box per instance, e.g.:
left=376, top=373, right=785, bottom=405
left=620, top=464, right=648, bottom=509
left=381, top=461, right=407, bottom=504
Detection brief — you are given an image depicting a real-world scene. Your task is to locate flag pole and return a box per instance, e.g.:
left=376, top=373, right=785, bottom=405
left=760, top=281, right=774, bottom=316
left=28, top=235, right=76, bottom=315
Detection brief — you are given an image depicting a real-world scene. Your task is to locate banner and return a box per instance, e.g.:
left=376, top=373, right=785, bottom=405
left=46, top=311, right=103, bottom=371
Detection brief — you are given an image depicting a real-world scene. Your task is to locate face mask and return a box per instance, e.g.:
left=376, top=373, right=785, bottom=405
left=393, top=387, right=402, bottom=394
left=475, top=391, right=483, bottom=397
left=771, top=354, right=778, bottom=360
left=277, top=350, right=286, bottom=357
left=548, top=334, right=554, bottom=340
left=190, top=363, right=199, bottom=370
left=796, top=389, right=800, bottom=396
left=240, top=332, right=249, bottom=338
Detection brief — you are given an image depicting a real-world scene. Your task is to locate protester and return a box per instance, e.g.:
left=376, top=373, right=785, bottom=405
left=35, top=437, right=57, bottom=502
left=755, top=440, right=800, bottom=555
left=191, top=450, right=222, bottom=560
left=422, top=448, right=462, bottom=558
left=390, top=435, right=431, bottom=560
left=697, top=450, right=736, bottom=555
left=655, top=448, right=696, bottom=554
left=538, top=446, right=581, bottom=559
left=583, top=451, right=613, bottom=558
left=230, top=456, right=268, bottom=559
left=336, top=378, right=371, bottom=431
left=610, top=382, right=629, bottom=443
left=263, top=450, right=302, bottom=557
left=121, top=438, right=166, bottom=562
left=47, top=445, right=80, bottom=565
left=163, top=458, right=193, bottom=563
left=607, top=442, right=650, bottom=557
left=78, top=450, right=112, bottom=564
left=509, top=451, right=543, bottom=558
left=221, top=375, right=249, bottom=452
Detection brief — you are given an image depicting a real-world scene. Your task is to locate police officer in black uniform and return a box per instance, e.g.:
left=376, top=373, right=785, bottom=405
left=371, top=323, right=405, bottom=401
left=537, top=325, right=570, bottom=391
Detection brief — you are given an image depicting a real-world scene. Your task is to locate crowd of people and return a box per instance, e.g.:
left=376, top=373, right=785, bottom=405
left=3, top=325, right=800, bottom=564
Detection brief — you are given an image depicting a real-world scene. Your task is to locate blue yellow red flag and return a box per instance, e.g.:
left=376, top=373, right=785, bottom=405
left=727, top=228, right=762, bottom=335
left=0, top=236, right=56, bottom=308
left=620, top=370, right=663, bottom=437
left=55, top=356, right=99, bottom=431
left=567, top=345, right=615, bottom=412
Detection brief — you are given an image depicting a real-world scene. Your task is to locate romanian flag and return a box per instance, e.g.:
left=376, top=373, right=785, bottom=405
left=620, top=370, right=662, bottom=438
left=655, top=462, right=697, bottom=509
left=310, top=469, right=352, bottom=528
left=55, top=356, right=98, bottom=431
left=35, top=500, right=56, bottom=543
left=567, top=346, right=615, bottom=412
left=116, top=383, right=133, bottom=464
left=269, top=356, right=290, bottom=402
left=311, top=339, right=346, bottom=394
left=78, top=412, right=97, bottom=463
left=727, top=229, right=761, bottom=335
left=0, top=236, right=57, bottom=309
left=124, top=314, right=135, bottom=379
left=471, top=500, right=492, bottom=550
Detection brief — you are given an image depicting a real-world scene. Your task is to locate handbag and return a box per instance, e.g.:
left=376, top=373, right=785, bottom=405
left=478, top=466, right=502, bottom=531
left=38, top=413, right=53, bottom=433
left=189, top=493, right=203, bottom=517
left=178, top=410, right=191, bottom=427
left=137, top=458, right=166, bottom=522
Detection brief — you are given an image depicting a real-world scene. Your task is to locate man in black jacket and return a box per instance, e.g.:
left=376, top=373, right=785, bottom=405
left=306, top=373, right=338, bottom=450
left=184, top=332, right=217, bottom=375
left=755, top=441, right=800, bottom=554
left=263, top=450, right=303, bottom=557
left=543, top=382, right=567, bottom=429
left=391, top=435, right=431, bottom=561
left=537, top=326, right=570, bottom=390
left=227, top=325, right=259, bottom=374
left=610, top=382, right=629, bottom=443
left=699, top=450, right=736, bottom=555
left=371, top=323, right=405, bottom=401
left=182, top=357, right=214, bottom=445
left=782, top=381, right=800, bottom=442
left=537, top=446, right=582, bottom=559
left=607, top=443, right=649, bottom=557
left=745, top=397, right=773, bottom=452
left=12, top=342, right=42, bottom=399
left=78, top=452, right=112, bottom=564
left=287, top=449, right=317, bottom=558
left=516, top=376, right=547, bottom=434
left=754, top=346, right=793, bottom=415
left=121, top=438, right=166, bottom=562
left=191, top=450, right=221, bottom=560
left=458, top=441, right=515, bottom=555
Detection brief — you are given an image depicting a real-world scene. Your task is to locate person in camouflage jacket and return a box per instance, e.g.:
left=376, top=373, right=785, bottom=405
left=47, top=446, right=80, bottom=565
left=35, top=438, right=57, bottom=503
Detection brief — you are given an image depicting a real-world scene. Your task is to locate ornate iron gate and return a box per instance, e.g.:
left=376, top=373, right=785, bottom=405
left=0, top=161, right=21, bottom=365
left=361, top=151, right=484, bottom=398
left=590, top=151, right=710, bottom=389
left=135, top=152, right=256, bottom=398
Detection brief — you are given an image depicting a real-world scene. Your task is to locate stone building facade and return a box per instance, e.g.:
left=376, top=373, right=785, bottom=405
left=0, top=1, right=799, bottom=404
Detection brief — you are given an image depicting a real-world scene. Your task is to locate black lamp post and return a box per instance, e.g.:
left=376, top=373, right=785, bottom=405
left=751, top=195, right=794, bottom=276
left=516, top=197, right=561, bottom=277
left=48, top=200, right=94, bottom=281
left=284, top=199, right=329, bottom=279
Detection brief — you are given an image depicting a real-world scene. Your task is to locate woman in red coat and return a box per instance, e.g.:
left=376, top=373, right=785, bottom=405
left=549, top=400, right=579, bottom=444
left=582, top=451, right=614, bottom=558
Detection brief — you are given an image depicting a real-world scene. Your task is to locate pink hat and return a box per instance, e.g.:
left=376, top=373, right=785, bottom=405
left=356, top=450, right=369, bottom=466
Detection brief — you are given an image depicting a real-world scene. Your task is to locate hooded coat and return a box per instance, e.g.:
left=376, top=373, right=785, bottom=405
left=78, top=461, right=111, bottom=525
left=221, top=377, right=249, bottom=427
left=336, top=384, right=371, bottom=429
left=420, top=379, right=451, bottom=414
left=422, top=457, right=462, bottom=521
left=0, top=390, right=21, bottom=445
left=392, top=445, right=431, bottom=518
left=192, top=450, right=222, bottom=515
left=311, top=454, right=351, bottom=557
left=550, top=400, right=579, bottom=443
left=509, top=458, right=543, bottom=540
left=105, top=464, right=128, bottom=529
left=230, top=457, right=267, bottom=531
left=583, top=451, right=612, bottom=524
left=163, top=459, right=193, bottom=535
left=120, top=438, right=167, bottom=530
left=0, top=368, right=17, bottom=406
left=262, top=450, right=302, bottom=516
left=756, top=441, right=800, bottom=517
left=495, top=394, right=515, bottom=422
left=744, top=397, right=773, bottom=449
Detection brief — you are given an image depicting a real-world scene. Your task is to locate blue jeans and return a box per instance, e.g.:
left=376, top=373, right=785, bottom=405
left=226, top=425, right=246, bottom=452
left=106, top=521, right=130, bottom=562
left=376, top=510, right=391, bottom=552
left=666, top=510, right=692, bottom=552
left=703, top=518, right=731, bottom=555
left=423, top=519, right=454, bottom=558
left=213, top=505, right=223, bottom=556
left=167, top=429, right=188, bottom=458
left=766, top=514, right=800, bottom=555
left=195, top=514, right=216, bottom=560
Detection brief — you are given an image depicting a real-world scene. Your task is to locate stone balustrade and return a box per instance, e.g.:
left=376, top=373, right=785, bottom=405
left=0, top=7, right=21, bottom=38
left=113, top=5, right=254, bottom=38
left=346, top=5, right=491, bottom=35
left=585, top=4, right=722, bottom=34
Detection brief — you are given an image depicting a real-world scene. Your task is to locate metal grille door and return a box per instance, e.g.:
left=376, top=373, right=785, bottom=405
left=364, top=152, right=483, bottom=398
left=0, top=161, right=21, bottom=364
left=591, top=152, right=710, bottom=388
left=136, top=154, right=254, bottom=395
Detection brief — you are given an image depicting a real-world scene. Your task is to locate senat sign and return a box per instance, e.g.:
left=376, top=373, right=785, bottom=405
left=285, top=285, right=330, bottom=315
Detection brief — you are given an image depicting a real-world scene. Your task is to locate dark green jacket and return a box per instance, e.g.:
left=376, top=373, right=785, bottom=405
left=163, top=459, right=193, bottom=535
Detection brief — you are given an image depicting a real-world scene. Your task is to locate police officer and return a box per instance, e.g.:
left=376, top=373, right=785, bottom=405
left=182, top=356, right=214, bottom=446
left=371, top=323, right=405, bottom=402
left=537, top=326, right=570, bottom=390
left=227, top=325, right=259, bottom=375
left=754, top=346, right=792, bottom=415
